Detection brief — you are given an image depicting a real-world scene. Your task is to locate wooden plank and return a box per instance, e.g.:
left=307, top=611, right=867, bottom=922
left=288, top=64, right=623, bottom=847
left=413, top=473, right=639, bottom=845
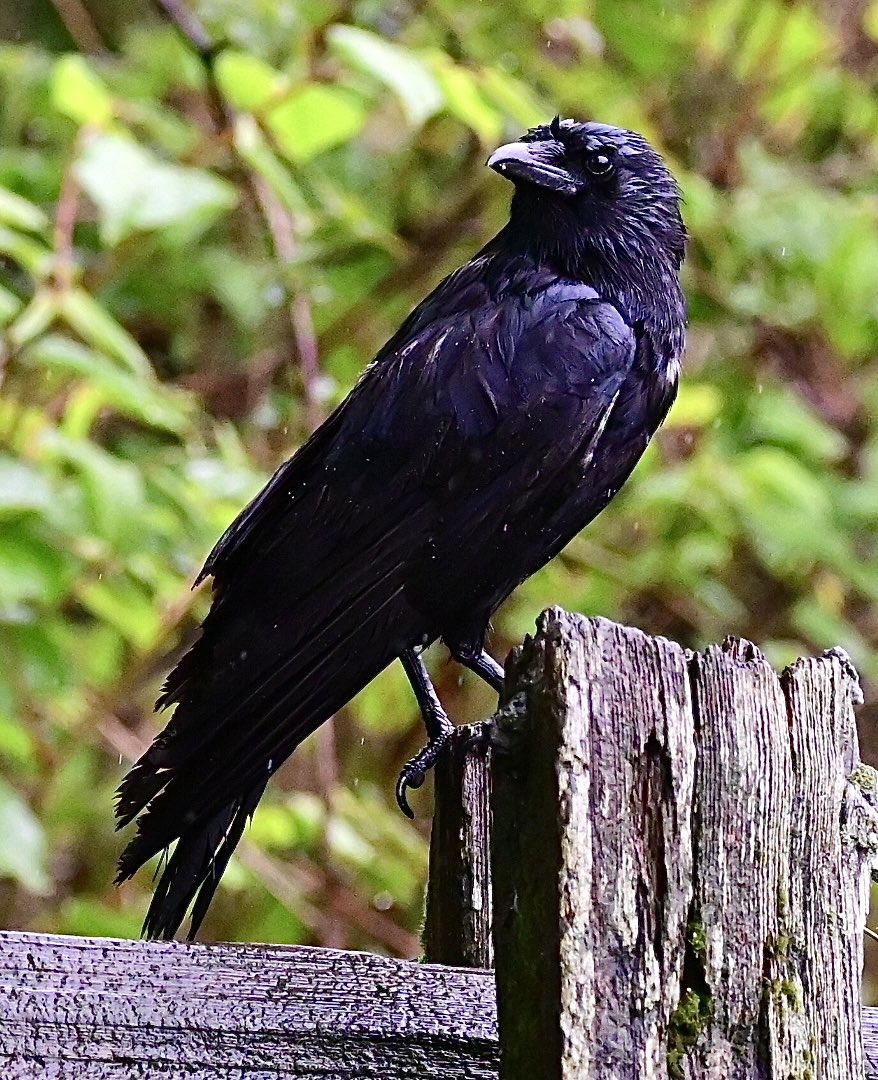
left=491, top=610, right=696, bottom=1076
left=782, top=650, right=875, bottom=1076
left=0, top=931, right=498, bottom=1079
left=489, top=608, right=878, bottom=1079
left=865, top=1022, right=878, bottom=1078
left=683, top=640, right=876, bottom=1077
left=685, top=638, right=799, bottom=1072
left=2, top=928, right=878, bottom=1078
left=423, top=723, right=493, bottom=967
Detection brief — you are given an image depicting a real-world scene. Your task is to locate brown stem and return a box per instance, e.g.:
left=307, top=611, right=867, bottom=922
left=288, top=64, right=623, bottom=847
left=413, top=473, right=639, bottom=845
left=52, top=143, right=83, bottom=293
left=149, top=0, right=215, bottom=58
left=251, top=176, right=322, bottom=436
left=149, top=0, right=324, bottom=438
left=48, top=0, right=107, bottom=54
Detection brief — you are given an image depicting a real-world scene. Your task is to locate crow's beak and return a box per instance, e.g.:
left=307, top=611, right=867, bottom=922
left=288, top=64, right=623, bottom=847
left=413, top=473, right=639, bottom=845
left=487, top=141, right=581, bottom=195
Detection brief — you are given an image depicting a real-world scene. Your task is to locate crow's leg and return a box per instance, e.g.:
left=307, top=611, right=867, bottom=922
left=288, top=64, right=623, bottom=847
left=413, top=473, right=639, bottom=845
left=396, top=648, right=454, bottom=818
left=446, top=635, right=505, bottom=694
left=445, top=633, right=505, bottom=757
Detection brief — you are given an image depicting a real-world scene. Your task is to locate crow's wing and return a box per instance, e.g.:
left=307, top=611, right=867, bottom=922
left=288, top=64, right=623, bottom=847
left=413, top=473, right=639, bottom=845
left=116, top=275, right=635, bottom=914
left=203, top=275, right=634, bottom=604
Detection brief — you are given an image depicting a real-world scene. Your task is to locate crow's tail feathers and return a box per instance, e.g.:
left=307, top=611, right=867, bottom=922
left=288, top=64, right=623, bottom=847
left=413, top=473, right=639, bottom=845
left=116, top=780, right=267, bottom=941
left=114, top=457, right=430, bottom=940
left=113, top=568, right=421, bottom=940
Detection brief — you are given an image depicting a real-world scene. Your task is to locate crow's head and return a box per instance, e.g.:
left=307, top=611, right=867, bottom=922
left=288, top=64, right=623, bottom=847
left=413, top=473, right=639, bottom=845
left=488, top=118, right=686, bottom=290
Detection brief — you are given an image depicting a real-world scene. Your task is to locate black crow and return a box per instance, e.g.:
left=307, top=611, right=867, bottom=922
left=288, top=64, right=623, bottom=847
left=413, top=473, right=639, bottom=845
left=116, top=117, right=687, bottom=940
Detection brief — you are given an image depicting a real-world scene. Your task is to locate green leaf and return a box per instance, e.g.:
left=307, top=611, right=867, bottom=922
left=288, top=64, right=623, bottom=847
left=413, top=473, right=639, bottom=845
left=0, top=526, right=69, bottom=608
left=39, top=431, right=145, bottom=546
left=7, top=620, right=74, bottom=700
left=792, top=596, right=868, bottom=669
left=665, top=383, right=723, bottom=428
left=479, top=68, right=546, bottom=128
left=328, top=25, right=443, bottom=126
left=51, top=54, right=114, bottom=128
left=0, top=776, right=50, bottom=894
left=748, top=387, right=847, bottom=464
left=0, top=283, right=23, bottom=326
left=428, top=54, right=502, bottom=143
left=215, top=50, right=288, bottom=111
left=350, top=660, right=417, bottom=735
left=76, top=575, right=160, bottom=650
left=74, top=132, right=238, bottom=245
left=56, top=288, right=152, bottom=376
left=24, top=334, right=191, bottom=434
left=58, top=897, right=145, bottom=940
left=7, top=290, right=58, bottom=348
left=0, top=185, right=49, bottom=234
left=0, top=458, right=52, bottom=517
left=0, top=714, right=34, bottom=770
left=0, top=225, right=53, bottom=278
left=267, top=85, right=367, bottom=163
left=249, top=803, right=307, bottom=851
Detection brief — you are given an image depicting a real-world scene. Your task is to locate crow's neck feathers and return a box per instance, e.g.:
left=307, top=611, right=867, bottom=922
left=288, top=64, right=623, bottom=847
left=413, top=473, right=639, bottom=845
left=492, top=187, right=687, bottom=358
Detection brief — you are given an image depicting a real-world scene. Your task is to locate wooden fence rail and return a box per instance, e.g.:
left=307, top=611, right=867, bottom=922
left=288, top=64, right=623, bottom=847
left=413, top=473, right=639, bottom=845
left=2, top=609, right=877, bottom=1078
left=2, top=931, right=878, bottom=1078
left=0, top=932, right=498, bottom=1078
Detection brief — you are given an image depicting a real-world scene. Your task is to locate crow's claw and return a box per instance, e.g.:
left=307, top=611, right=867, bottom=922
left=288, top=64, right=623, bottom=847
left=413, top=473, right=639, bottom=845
left=395, top=731, right=453, bottom=818
left=395, top=770, right=422, bottom=819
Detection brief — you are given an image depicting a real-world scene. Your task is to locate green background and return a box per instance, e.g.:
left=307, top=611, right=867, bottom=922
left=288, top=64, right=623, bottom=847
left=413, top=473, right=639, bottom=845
left=2, top=0, right=878, bottom=996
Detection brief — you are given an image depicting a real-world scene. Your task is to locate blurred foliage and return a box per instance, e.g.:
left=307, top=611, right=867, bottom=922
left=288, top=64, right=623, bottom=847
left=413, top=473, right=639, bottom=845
left=2, top=0, right=878, bottom=983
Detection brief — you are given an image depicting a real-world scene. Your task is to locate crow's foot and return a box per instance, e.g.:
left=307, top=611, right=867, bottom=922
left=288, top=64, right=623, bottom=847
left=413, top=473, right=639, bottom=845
left=395, top=730, right=454, bottom=818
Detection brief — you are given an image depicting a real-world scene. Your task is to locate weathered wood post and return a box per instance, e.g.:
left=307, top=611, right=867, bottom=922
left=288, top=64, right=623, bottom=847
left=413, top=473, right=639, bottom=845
left=426, top=608, right=878, bottom=1079
left=423, top=722, right=493, bottom=968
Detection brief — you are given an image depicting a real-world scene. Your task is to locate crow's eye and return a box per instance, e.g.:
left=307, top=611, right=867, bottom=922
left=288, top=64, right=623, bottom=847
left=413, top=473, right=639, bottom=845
left=584, top=150, right=615, bottom=177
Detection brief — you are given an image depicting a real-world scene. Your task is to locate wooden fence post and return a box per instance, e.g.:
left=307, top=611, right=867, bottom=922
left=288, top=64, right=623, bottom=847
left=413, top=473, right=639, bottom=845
left=423, top=723, right=493, bottom=967
left=481, top=608, right=878, bottom=1079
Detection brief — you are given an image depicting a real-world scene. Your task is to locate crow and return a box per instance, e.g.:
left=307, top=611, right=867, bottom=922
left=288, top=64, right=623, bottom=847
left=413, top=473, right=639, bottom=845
left=116, top=117, right=687, bottom=940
